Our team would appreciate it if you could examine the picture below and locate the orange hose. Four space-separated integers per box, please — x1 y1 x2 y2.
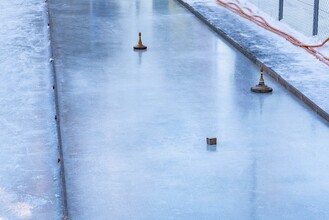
215 0 329 66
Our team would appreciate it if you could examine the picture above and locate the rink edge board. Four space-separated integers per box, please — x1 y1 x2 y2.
46 1 69 219
176 0 329 123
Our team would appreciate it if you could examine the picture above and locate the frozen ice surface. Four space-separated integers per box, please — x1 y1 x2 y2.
0 0 61 219
181 0 329 119
49 0 329 219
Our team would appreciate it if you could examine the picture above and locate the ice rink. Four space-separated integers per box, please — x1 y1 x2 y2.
46 0 329 219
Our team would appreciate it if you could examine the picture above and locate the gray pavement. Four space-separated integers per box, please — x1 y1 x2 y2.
48 0 329 219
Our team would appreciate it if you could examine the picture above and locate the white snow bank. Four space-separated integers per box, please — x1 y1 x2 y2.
0 0 61 219
186 0 329 58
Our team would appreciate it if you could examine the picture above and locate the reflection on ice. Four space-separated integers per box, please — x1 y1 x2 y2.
134 49 147 65
49 0 329 219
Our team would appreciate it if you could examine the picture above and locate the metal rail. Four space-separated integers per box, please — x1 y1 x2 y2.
45 1 69 219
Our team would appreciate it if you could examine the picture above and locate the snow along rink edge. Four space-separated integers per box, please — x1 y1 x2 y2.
176 0 329 123
0 0 64 219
